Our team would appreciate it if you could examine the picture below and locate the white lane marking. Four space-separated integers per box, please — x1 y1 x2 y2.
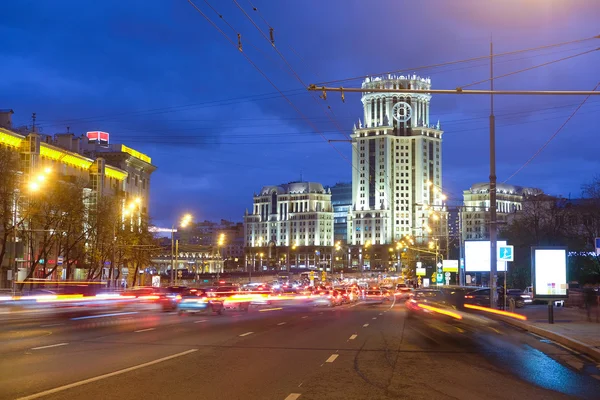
239 331 254 337
277 322 287 326
71 311 138 321
298 382 303 387
15 349 198 400
325 354 339 363
40 323 64 328
363 323 369 327
134 328 155 333
349 334 358 340
194 320 208 324
372 317 377 320
31 343 68 350
285 394 301 400
301 316 308 319
379 313 383 315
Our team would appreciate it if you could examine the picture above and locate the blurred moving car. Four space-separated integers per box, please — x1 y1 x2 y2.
405 288 499 331
154 286 193 311
312 290 342 307
177 289 224 315
364 289 385 304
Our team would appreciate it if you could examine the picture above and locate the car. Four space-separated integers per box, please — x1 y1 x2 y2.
176 289 224 316
364 289 385 304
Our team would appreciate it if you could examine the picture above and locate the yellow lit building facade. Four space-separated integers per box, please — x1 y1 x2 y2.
0 110 156 287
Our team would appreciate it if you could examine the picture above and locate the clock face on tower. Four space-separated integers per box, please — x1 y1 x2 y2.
392 101 412 123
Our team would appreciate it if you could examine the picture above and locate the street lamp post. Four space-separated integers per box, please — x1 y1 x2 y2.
11 168 53 295
171 213 192 285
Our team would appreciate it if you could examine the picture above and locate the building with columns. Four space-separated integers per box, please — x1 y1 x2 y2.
461 183 543 241
243 181 334 270
347 75 446 248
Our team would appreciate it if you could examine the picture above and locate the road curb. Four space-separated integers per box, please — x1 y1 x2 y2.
497 316 600 362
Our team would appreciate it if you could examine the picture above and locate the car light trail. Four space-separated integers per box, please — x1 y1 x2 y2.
464 304 527 320
417 303 463 320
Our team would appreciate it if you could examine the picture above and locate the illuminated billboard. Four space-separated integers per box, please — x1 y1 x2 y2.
87 131 109 143
531 247 568 299
464 240 507 272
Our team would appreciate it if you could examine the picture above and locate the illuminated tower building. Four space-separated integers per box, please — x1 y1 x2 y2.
347 75 446 247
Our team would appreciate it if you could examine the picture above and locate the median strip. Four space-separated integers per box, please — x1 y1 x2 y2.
31 343 68 351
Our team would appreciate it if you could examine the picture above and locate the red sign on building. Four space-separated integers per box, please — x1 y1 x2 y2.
86 131 110 143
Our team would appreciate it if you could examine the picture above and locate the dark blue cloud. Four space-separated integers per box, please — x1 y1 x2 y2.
2 0 598 227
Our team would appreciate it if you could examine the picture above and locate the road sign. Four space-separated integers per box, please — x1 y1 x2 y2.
57 256 63 266
596 238 600 255
416 267 426 276
498 245 514 261
436 273 443 284
445 272 451 277
177 270 182 278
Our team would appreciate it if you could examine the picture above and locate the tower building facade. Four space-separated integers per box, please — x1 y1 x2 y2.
347 75 446 246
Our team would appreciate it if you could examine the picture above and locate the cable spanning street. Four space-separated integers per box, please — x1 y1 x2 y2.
2 300 599 400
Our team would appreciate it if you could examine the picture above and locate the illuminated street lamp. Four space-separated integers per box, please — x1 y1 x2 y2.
172 213 193 285
12 167 53 294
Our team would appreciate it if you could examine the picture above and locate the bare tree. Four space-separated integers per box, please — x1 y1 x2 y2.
18 179 89 289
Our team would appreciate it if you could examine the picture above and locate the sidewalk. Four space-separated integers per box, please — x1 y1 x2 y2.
499 304 600 361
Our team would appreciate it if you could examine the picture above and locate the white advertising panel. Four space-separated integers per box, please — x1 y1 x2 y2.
464 240 507 272
532 248 568 299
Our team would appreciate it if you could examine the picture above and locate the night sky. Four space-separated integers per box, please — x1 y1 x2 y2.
2 0 599 228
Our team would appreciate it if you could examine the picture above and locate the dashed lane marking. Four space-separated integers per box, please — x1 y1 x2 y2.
325 354 339 363
285 394 301 400
277 322 286 326
193 320 208 323
301 316 308 319
239 331 254 337
349 334 358 340
31 343 68 350
363 324 369 327
134 328 155 333
372 317 377 320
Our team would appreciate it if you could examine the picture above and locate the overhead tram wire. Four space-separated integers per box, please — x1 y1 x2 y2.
34 42 594 130
186 0 350 162
460 47 599 89
232 0 351 140
35 89 307 128
314 35 599 86
503 81 600 183
236 1 456 211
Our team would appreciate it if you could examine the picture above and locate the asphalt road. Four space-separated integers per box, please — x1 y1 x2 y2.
1 300 599 400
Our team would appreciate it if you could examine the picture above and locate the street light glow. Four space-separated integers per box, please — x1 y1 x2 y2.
28 181 40 191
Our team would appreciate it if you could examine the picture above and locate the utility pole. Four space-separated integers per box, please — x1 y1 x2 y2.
489 39 498 309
